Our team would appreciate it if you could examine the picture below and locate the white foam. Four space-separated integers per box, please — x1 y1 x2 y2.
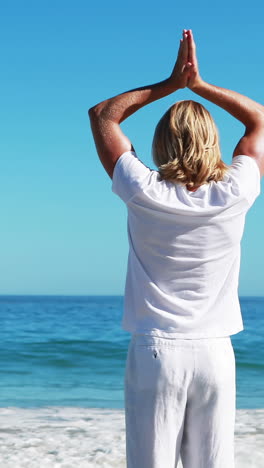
0 407 263 467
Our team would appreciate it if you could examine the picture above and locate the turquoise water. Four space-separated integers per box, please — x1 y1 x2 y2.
0 295 263 409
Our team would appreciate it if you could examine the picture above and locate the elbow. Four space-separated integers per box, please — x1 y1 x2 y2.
88 106 94 116
88 105 99 120
255 108 264 126
88 102 107 120
246 110 264 132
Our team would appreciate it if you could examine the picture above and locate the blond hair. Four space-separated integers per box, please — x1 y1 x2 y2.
152 100 228 189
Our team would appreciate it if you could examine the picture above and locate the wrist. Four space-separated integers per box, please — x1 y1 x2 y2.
188 77 205 93
166 76 181 92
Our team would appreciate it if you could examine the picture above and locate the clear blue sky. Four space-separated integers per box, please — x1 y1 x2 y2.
0 0 263 295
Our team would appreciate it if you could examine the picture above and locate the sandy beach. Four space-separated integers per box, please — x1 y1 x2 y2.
0 407 263 467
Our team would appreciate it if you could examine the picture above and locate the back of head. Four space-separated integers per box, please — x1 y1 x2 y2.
152 100 228 189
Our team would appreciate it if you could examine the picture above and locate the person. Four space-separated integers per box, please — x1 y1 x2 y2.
89 30 263 468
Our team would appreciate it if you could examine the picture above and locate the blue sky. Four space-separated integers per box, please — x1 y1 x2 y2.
0 0 263 295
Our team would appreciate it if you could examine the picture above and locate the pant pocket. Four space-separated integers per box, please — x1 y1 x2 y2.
125 343 164 392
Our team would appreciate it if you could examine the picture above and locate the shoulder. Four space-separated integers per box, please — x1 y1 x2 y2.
226 155 261 205
230 154 261 171
112 151 158 203
228 154 261 182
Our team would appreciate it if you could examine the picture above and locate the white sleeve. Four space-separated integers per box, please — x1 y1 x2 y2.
112 150 152 203
228 155 261 207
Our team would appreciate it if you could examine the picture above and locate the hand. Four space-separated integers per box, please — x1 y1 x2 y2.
186 30 202 90
169 30 193 89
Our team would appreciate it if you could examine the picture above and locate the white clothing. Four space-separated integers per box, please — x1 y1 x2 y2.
112 151 261 338
125 334 236 468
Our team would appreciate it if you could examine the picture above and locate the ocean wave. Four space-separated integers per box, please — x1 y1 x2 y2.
0 407 263 468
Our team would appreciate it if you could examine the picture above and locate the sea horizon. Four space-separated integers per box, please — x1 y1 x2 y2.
0 294 263 298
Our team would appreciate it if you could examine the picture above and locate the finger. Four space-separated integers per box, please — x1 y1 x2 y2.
188 30 197 64
177 38 184 59
188 30 196 53
182 29 188 40
182 62 193 74
180 30 189 61
177 35 186 60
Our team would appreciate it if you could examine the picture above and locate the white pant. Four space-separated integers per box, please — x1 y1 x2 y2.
124 334 236 468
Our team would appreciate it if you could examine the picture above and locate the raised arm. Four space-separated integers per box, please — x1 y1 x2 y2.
187 30 264 175
89 31 192 178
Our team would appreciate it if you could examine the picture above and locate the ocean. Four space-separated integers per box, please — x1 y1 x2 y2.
0 295 263 467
